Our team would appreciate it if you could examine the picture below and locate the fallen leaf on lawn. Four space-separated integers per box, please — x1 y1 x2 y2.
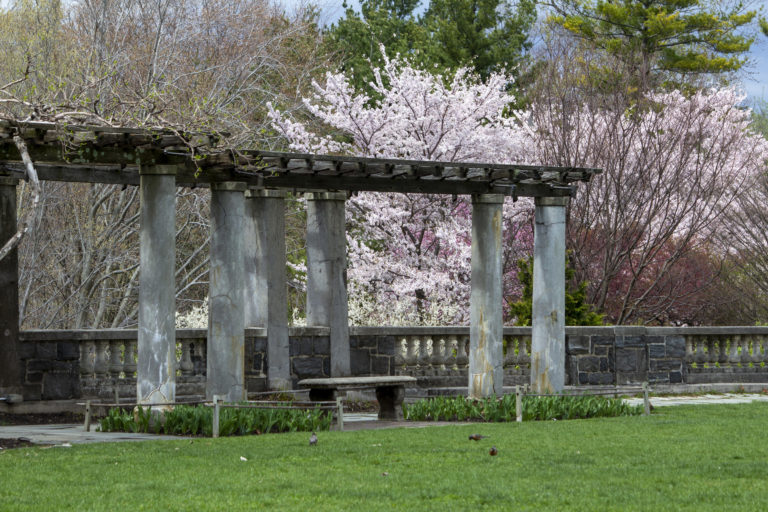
382 472 389 477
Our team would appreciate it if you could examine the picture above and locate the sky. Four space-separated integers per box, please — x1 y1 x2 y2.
305 0 768 104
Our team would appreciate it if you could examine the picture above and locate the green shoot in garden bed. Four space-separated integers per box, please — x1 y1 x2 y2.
404 393 641 421
98 404 332 436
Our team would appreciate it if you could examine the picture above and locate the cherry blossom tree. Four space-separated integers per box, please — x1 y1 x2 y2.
272 45 768 326
531 84 768 324
270 50 534 325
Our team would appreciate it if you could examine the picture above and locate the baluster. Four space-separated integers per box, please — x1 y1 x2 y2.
519 336 532 368
694 336 707 365
79 341 95 377
124 341 137 378
418 336 432 375
435 336 447 373
108 340 123 378
716 336 728 365
447 335 459 371
456 335 469 372
751 335 763 365
740 335 752 366
757 336 768 366
706 336 717 367
179 339 194 377
503 336 516 369
728 335 741 367
405 336 419 374
94 340 109 378
197 338 208 376
685 336 695 366
394 336 406 372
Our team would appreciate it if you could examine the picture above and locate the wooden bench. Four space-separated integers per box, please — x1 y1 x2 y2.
298 376 417 421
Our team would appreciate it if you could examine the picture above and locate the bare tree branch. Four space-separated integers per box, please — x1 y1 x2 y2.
0 135 41 261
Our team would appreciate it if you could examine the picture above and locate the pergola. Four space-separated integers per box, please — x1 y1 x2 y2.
0 121 600 403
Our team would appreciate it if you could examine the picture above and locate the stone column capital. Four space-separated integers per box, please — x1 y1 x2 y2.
534 197 569 207
305 191 347 202
245 188 287 199
471 194 505 205
139 164 178 176
211 181 247 192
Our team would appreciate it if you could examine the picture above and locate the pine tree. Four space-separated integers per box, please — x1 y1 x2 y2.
509 253 604 326
325 0 536 93
546 0 758 92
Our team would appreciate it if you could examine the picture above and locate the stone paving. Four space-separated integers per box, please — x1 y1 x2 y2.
0 424 188 446
623 392 768 408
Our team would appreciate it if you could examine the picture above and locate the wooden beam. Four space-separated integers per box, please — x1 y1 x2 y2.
261 174 573 197
1 162 575 196
0 121 601 196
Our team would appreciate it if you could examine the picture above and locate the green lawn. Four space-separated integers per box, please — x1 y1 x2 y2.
1 403 767 511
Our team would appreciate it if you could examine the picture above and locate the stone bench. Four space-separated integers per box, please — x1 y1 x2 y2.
298 376 417 421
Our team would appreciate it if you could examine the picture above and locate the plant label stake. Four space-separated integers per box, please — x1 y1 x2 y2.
213 395 221 438
84 400 91 432
336 397 344 432
642 382 650 416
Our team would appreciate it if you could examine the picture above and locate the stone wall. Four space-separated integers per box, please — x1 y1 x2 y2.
18 336 80 400
15 326 768 402
245 328 397 392
566 327 686 386
565 326 768 386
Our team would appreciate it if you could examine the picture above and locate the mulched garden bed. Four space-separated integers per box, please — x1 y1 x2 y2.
0 412 84 450
0 412 83 426
0 437 35 450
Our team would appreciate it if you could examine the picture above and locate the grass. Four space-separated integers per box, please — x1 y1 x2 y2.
2 403 768 510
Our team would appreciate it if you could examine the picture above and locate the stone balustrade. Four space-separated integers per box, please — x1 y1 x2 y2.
20 329 215 400
679 329 768 383
379 327 532 387
16 326 768 402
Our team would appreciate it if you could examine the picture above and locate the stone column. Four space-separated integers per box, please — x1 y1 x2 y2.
137 165 177 406
0 177 22 398
468 194 504 398
207 182 246 401
531 196 568 393
306 192 349 377
244 189 290 390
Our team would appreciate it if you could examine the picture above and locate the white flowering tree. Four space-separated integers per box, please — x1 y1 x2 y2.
271 46 768 325
270 50 534 325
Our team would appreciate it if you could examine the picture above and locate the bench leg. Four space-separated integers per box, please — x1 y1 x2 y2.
309 388 336 402
376 385 405 421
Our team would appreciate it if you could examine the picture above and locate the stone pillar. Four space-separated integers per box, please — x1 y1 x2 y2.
468 194 504 398
244 189 290 390
137 165 177 406
531 196 568 393
207 182 246 401
0 177 22 398
306 192 349 377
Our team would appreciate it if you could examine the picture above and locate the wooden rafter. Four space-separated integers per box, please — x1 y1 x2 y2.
0 121 601 196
